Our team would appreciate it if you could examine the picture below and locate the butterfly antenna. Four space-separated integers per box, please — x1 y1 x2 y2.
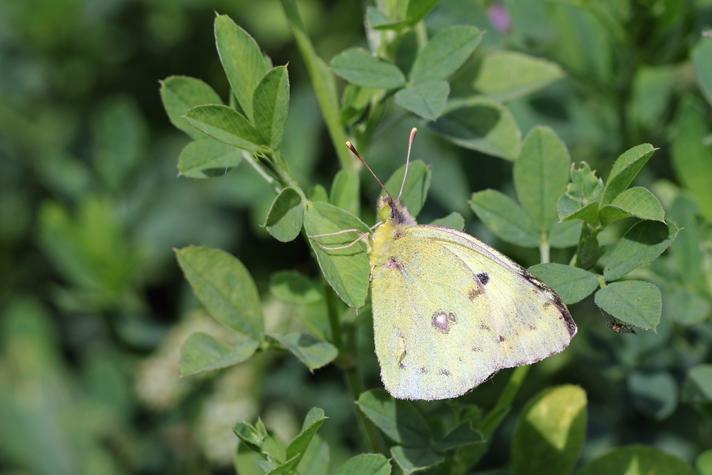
346 140 391 198
397 128 418 202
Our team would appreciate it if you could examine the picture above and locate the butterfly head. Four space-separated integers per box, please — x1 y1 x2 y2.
346 127 419 228
377 194 416 226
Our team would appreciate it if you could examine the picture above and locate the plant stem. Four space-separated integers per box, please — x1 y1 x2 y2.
324 286 343 349
240 151 281 192
279 0 355 171
323 287 383 454
481 366 530 435
539 235 550 264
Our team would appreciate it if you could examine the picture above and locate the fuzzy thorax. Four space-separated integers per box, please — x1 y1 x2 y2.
371 196 416 267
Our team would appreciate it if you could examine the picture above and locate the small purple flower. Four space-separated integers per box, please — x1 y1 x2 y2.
488 2 511 33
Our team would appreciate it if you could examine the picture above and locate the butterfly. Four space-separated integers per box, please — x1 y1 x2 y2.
316 129 576 400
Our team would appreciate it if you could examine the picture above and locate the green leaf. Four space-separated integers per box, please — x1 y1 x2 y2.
214 14 269 120
175 246 264 338
558 199 599 225
92 98 146 190
558 162 603 224
264 187 304 242
576 445 695 475
177 139 242 178
565 161 604 205
594 280 662 330
269 333 338 372
185 105 265 153
410 25 482 83
470 190 539 247
473 51 565 101
603 220 678 281
235 441 267 474
253 66 290 149
384 160 431 217
269 271 322 304
403 0 440 24
296 435 329 475
356 389 431 446
330 48 406 89
267 409 327 475
430 212 465 231
160 75 223 139
575 223 601 269
286 408 327 462
692 37 712 106
671 96 712 221
394 80 449 121
180 333 258 376
429 97 521 160
600 143 656 205
512 385 587 475
528 263 598 304
433 422 484 451
697 450 712 475
514 127 571 231
335 454 391 475
682 364 712 404
599 186 665 224
304 201 370 308
310 184 329 202
330 170 361 216
664 287 710 326
366 6 400 29
234 419 269 451
630 65 676 129
627 372 677 420
669 196 705 290
341 84 377 126
366 0 438 30
549 220 582 248
390 446 444 474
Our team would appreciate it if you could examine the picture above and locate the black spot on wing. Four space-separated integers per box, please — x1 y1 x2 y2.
476 272 489 285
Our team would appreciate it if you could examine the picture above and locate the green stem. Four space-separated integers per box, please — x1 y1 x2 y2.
240 151 281 192
280 0 355 171
323 287 383 454
539 235 550 264
481 366 530 435
324 287 343 349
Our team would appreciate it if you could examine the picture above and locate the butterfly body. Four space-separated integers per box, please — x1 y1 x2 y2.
369 196 576 400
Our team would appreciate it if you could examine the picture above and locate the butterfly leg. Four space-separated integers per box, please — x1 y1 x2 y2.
316 232 370 251
307 228 363 239
307 221 381 240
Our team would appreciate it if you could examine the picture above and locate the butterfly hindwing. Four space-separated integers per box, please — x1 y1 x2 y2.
370 224 576 400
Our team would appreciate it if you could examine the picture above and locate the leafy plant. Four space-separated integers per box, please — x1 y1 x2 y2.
153 2 712 473
3 1 712 474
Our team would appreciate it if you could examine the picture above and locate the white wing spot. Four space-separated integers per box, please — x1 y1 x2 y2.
432 311 457 334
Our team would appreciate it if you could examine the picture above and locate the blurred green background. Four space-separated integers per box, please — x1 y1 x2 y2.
1 0 712 474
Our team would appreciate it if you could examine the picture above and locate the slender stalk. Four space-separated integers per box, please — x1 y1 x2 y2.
280 0 355 171
481 366 530 435
240 151 281 192
539 234 550 264
324 287 383 454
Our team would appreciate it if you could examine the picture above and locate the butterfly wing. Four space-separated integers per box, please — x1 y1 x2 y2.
370 224 576 400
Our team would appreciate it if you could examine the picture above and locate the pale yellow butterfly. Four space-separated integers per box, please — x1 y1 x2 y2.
332 129 576 400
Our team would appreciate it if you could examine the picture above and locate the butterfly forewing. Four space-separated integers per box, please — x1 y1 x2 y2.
370 224 576 401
